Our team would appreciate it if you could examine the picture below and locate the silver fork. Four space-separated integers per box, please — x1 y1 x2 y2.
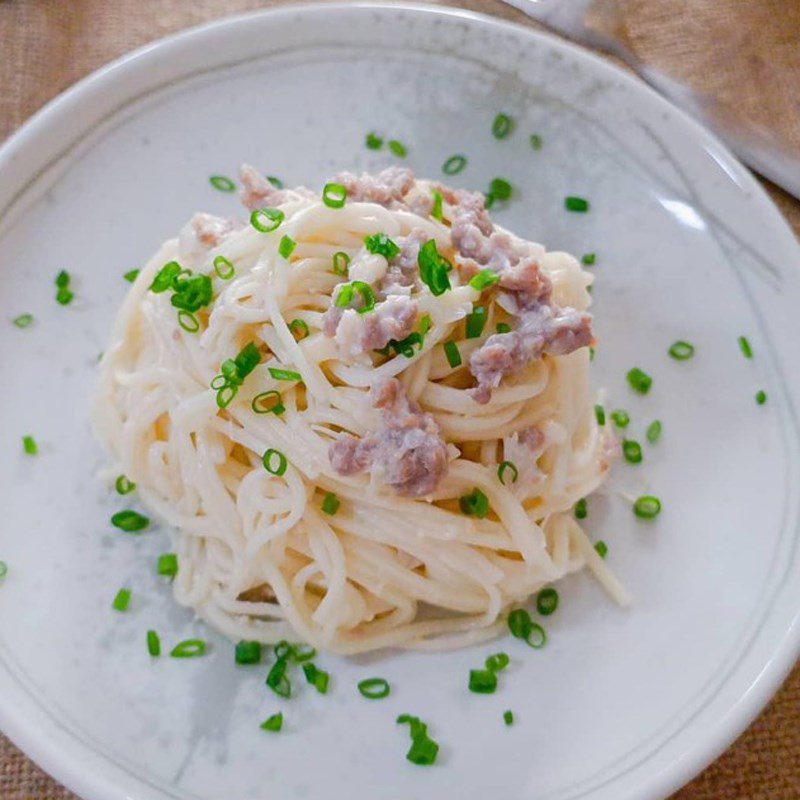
504 0 800 200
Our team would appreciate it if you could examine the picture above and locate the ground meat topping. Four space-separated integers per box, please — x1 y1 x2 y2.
328 378 448 496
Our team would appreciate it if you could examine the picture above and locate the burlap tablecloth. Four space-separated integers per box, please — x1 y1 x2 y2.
0 1 797 798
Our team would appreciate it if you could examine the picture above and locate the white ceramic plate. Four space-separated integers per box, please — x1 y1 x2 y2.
1 4 799 800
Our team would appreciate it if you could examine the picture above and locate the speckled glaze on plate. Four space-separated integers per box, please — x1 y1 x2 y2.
0 4 798 800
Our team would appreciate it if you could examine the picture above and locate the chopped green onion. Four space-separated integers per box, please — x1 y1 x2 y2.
565 196 590 212
574 498 587 519
321 491 340 516
111 510 149 533
622 439 643 464
756 389 767 405
322 182 347 209
147 630 161 657
581 253 596 265
123 269 140 283
170 639 207 658
12 313 34 328
418 239 452 297
492 113 513 139
431 189 444 221
594 404 606 425
56 287 73 305
646 420 662 443
252 390 285 415
627 367 652 394
267 175 283 189
288 318 309 340
291 643 317 663
171 273 213 312
419 314 432 335
443 341 462 369
263 448 288 476
497 460 518 486
358 677 391 699
0 561 6 582
489 177 512 201
364 232 400 259
465 306 487 339
150 261 181 293
260 712 283 732
496 322 511 334
594 540 608 559
215 383 237 409
213 255 235 280
668 340 695 360
278 235 297 259
738 335 753 359
266 656 291 697
209 175 235 192
250 207 285 233
22 435 37 456
529 134 543 150
365 132 383 150
274 641 293 660
157 553 178 577
332 251 350 276
56 270 70 288
303 663 330 694
177 310 200 333
459 487 490 519
468 668 497 694
388 139 407 157
485 652 509 672
633 495 661 519
610 409 630 428
396 716 439 766
267 367 301 383
536 588 559 616
503 710 514 725
442 154 467 175
114 475 135 495
589 346 595 361
334 281 376 314
112 588 131 612
469 269 500 291
235 640 262 665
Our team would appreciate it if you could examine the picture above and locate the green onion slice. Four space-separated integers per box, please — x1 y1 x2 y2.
12 313 33 328
492 113 513 139
581 253 596 265
503 709 514 725
115 475 136 495
321 491 340 516
594 404 605 425
610 409 630 428
442 154 467 175
443 341 461 369
263 448 288 476
536 588 559 616
485 652 509 672
465 306 487 339
235 640 262 665
738 335 753 359
332 251 350 276
268 367 302 382
266 656 291 697
334 281 376 314
622 439 643 464
418 239 452 297
303 663 330 694
646 420 662 444
322 182 347 209
459 487 490 519
150 261 181 293
497 460 518 486
209 175 235 192
633 495 661 519
213 255 235 280
358 677 391 699
496 322 511 334
147 630 161 657
489 177 512 201
756 389 767 405
431 189 444 221
469 269 500 291
594 540 608 559
250 207 285 233
565 196 590 212
112 588 131 612
365 132 383 150
468 668 497 694
288 318 309 340
260 712 283 732
388 139 407 157
22 435 37 456
529 134 543 150
111 510 149 532
364 232 400 259
157 553 178 577
123 269 140 283
668 340 695 360
279 235 297 259
251 390 285 415
627 367 652 394
170 639 207 658
574 498 588 519
177 310 200 333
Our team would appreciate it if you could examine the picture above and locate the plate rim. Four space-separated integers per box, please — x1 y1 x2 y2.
0 4 798 800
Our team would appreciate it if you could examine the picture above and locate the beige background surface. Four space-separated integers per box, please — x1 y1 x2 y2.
0 1 798 798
